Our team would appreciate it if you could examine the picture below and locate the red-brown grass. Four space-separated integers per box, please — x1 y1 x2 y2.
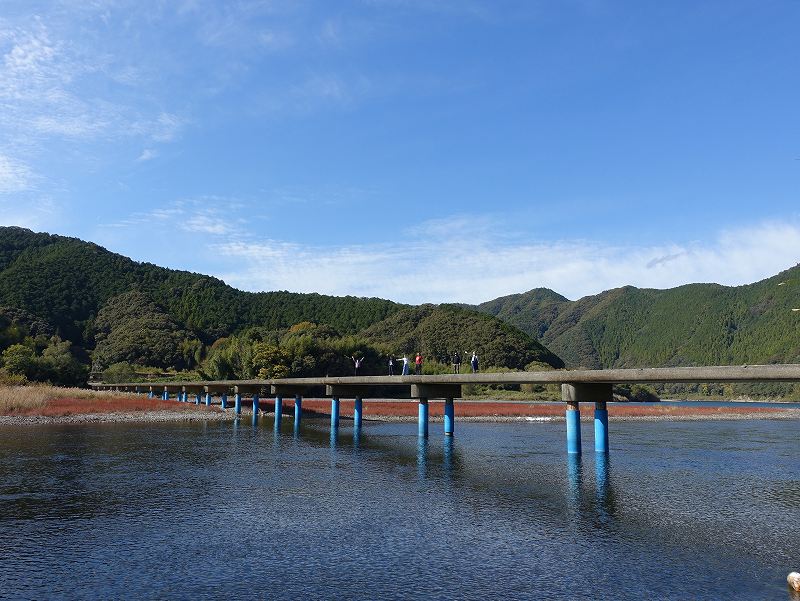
293 399 792 419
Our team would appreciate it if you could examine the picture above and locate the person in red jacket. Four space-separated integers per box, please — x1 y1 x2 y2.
415 353 423 375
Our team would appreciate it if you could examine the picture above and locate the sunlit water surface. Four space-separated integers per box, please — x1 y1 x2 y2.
0 417 798 600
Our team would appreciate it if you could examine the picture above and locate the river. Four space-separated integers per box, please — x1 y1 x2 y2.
0 416 798 600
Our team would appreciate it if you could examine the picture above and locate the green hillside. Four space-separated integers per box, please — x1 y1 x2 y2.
477 267 800 369
0 227 401 344
361 304 564 370
0 227 561 383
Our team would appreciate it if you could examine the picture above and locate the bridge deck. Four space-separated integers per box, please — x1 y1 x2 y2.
92 363 800 390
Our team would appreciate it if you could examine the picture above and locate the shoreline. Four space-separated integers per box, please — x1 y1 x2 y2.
1 407 799 426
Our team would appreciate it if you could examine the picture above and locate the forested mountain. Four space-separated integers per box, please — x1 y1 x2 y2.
0 227 561 383
0 227 400 345
476 266 800 369
361 304 563 370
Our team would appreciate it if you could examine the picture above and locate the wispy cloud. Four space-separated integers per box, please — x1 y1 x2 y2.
0 153 34 193
209 218 800 303
104 197 245 236
0 17 185 152
136 148 158 162
0 197 59 229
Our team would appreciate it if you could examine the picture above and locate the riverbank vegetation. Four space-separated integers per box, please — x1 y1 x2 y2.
0 385 220 417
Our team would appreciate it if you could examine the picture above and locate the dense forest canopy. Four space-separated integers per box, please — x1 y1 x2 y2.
0 227 562 385
475 267 800 369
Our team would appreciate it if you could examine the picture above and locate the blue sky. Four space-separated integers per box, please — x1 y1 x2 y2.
1 0 798 303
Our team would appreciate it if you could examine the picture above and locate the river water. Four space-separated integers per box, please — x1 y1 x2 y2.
0 416 798 600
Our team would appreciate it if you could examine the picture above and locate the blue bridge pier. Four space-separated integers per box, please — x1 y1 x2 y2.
274 395 283 431
95 363 800 455
418 398 429 437
562 383 613 455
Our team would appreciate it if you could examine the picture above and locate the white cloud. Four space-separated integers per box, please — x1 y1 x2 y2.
0 19 185 150
0 198 59 229
0 154 34 193
103 197 242 235
210 218 800 304
137 148 158 162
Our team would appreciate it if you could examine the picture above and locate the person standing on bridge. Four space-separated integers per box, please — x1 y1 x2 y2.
351 355 364 376
415 353 423 375
452 351 461 374
388 356 395 375
470 351 479 373
399 355 410 375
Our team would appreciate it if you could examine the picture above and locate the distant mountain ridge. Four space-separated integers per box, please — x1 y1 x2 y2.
474 267 800 368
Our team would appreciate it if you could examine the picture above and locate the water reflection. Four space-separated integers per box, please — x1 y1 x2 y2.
353 428 361 449
594 453 615 525
443 436 455 473
566 454 582 513
416 437 428 481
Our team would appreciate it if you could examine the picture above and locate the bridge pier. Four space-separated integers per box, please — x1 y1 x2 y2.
195 393 201 405
354 397 363 432
594 401 609 454
274 396 283 431
234 392 242 415
220 393 228 409
565 401 581 455
444 398 454 436
162 387 168 401
205 392 211 407
411 385 460 437
562 383 613 455
294 394 302 425
418 398 429 437
331 397 340 431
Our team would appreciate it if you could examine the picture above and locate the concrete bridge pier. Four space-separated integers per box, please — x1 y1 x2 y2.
412 384 460 437
162 387 169 401
562 383 613 455
205 392 212 407
418 398 429 437
234 387 242 415
274 396 283 431
444 398 455 436
331 397 340 432
594 401 609 454
565 401 581 455
195 392 201 405
294 395 302 432
220 393 228 409
148 386 154 399
354 396 363 432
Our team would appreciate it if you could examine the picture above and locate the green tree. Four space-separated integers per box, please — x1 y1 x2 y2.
2 344 35 377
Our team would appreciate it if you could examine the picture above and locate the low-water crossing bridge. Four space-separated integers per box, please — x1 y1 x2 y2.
91 364 800 455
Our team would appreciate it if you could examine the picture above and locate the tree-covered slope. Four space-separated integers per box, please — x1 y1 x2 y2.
0 227 401 344
477 266 800 368
361 304 564 369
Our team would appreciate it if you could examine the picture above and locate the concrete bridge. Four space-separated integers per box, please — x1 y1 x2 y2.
91 363 800 455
